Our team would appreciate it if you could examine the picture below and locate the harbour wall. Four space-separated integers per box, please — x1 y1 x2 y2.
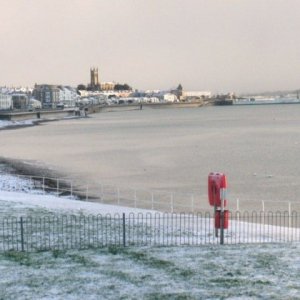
0 109 77 121
0 101 210 121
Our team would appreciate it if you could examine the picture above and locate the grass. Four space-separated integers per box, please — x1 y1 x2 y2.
3 250 32 266
0 245 300 299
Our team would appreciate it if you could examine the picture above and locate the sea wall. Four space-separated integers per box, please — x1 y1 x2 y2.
0 101 210 121
0 109 76 121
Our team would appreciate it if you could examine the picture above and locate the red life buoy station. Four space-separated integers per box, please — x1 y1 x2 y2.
208 172 229 244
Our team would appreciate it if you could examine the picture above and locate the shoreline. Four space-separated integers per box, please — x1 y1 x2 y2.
0 101 207 123
0 157 85 198
0 115 86 131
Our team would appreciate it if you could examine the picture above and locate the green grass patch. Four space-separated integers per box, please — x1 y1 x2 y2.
68 253 99 267
3 250 32 266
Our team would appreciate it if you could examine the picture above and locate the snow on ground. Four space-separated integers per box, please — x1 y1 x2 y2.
1 244 300 299
0 190 156 217
1 170 300 298
0 171 299 245
0 168 155 217
0 119 36 129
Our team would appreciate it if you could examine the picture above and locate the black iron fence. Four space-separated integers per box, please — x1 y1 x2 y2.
1 211 300 252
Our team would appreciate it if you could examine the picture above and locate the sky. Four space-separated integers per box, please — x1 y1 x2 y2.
1 0 300 94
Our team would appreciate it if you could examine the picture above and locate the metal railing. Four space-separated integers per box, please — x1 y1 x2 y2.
1 211 300 252
2 173 300 213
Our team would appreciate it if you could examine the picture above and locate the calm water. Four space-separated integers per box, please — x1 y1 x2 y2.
1 104 300 210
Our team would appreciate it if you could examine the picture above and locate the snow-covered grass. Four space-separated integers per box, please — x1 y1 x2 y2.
1 170 300 298
1 244 300 299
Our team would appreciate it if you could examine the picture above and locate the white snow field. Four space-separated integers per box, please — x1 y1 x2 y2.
0 173 300 299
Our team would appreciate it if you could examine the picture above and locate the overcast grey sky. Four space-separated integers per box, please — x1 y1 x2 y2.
1 0 300 93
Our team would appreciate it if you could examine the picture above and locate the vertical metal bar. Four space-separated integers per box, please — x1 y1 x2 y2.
151 192 154 210
57 179 59 196
134 189 137 208
42 177 45 193
100 183 104 203
117 187 120 205
236 198 240 226
220 188 225 245
86 185 89 201
262 201 265 226
288 202 291 231
214 204 218 238
29 176 32 191
20 217 25 252
170 193 174 213
191 194 195 213
122 213 126 247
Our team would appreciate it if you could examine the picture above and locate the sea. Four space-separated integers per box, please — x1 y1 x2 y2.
0 103 300 211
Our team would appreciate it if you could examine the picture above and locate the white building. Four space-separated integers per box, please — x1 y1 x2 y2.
182 91 212 99
163 93 178 102
58 86 78 107
0 94 13 110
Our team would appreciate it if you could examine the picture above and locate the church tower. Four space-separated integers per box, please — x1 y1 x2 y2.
90 67 100 89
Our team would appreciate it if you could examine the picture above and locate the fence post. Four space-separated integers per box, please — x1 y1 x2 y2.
220 188 225 245
117 187 120 205
70 181 73 198
236 198 239 212
151 192 154 210
134 189 137 208
236 198 240 223
191 194 194 213
122 213 126 247
288 202 291 231
262 200 265 226
57 179 59 196
20 217 25 252
170 193 174 213
42 177 45 193
100 183 104 203
86 185 89 201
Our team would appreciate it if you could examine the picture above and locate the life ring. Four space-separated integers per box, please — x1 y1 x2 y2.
208 172 227 207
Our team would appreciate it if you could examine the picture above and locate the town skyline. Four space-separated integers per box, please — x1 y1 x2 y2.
1 0 300 93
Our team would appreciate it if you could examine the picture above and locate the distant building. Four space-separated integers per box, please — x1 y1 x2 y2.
86 67 132 92
163 93 178 102
33 84 60 108
0 94 13 110
100 82 115 91
181 91 211 101
11 94 29 110
58 86 78 107
89 67 100 90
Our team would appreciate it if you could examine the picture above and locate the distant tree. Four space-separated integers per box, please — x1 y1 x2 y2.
123 83 132 90
177 84 183 91
77 84 86 91
114 83 132 91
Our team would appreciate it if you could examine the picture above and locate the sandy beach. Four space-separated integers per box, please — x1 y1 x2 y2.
1 104 300 211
